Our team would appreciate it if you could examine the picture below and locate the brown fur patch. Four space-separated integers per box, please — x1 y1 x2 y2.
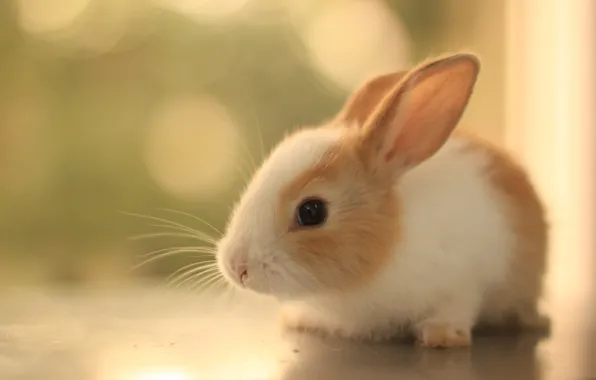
277 133 401 292
454 130 548 323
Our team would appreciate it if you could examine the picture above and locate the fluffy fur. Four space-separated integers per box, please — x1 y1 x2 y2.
216 53 548 348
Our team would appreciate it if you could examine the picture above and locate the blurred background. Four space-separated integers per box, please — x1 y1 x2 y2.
0 0 592 302
0 0 510 287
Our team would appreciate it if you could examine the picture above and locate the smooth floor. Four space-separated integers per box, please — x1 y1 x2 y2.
0 284 594 380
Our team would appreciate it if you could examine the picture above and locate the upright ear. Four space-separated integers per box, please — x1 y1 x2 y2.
357 53 480 178
334 71 408 126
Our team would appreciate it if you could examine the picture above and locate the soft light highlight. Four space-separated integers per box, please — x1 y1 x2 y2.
299 0 410 91
144 95 239 201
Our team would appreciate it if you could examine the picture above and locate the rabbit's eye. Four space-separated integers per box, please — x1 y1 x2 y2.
296 198 328 227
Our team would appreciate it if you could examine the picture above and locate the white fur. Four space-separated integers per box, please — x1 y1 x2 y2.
219 127 516 339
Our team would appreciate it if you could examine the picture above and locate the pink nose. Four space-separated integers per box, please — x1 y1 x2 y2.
231 249 249 285
236 261 248 285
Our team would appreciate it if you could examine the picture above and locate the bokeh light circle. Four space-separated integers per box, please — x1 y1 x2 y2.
299 0 411 91
17 0 92 34
145 95 240 201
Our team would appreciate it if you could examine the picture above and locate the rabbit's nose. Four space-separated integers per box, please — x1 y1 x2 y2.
236 261 248 285
232 253 249 286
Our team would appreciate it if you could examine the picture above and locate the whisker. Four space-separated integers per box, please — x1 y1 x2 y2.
165 261 216 284
178 273 216 292
149 224 217 245
139 246 216 258
128 232 212 242
175 266 221 289
192 271 227 293
150 223 217 245
131 247 216 271
199 274 226 289
167 262 219 287
190 269 225 290
159 208 223 237
121 212 214 242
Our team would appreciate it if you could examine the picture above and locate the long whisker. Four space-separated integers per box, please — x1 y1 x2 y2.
128 232 212 242
121 212 215 242
159 208 223 237
174 265 220 289
177 273 217 293
192 270 226 292
157 267 218 294
131 247 216 271
148 224 217 245
165 261 216 284
168 262 219 288
151 262 216 294
189 268 223 288
139 246 216 258
150 224 216 245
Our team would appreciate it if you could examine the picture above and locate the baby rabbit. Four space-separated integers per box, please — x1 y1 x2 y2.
216 53 548 348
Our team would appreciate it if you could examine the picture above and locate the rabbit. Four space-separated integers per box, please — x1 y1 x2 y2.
215 52 549 348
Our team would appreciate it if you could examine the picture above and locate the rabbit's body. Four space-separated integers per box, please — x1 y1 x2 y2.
217 53 548 348
281 132 547 342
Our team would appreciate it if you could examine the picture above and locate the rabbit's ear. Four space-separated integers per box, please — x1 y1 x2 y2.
335 71 408 126
357 53 480 178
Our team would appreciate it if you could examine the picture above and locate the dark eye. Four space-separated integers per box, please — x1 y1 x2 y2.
296 198 328 227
